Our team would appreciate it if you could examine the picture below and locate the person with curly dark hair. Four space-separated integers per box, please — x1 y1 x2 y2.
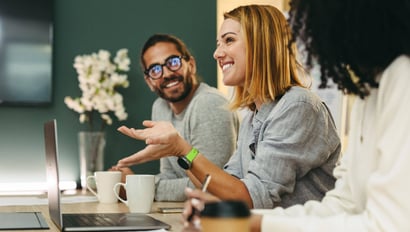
182 0 410 231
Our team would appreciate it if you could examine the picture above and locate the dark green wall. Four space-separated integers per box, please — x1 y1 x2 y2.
0 0 217 186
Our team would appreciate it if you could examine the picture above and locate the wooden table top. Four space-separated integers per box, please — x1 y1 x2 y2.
0 190 184 232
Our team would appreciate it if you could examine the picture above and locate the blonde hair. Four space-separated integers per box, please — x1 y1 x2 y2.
225 5 305 111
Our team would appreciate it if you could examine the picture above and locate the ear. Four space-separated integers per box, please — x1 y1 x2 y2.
144 76 156 91
187 56 197 74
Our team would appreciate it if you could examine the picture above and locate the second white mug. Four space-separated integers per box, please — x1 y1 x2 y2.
113 174 155 213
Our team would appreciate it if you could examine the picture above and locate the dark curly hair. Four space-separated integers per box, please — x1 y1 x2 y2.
288 0 410 98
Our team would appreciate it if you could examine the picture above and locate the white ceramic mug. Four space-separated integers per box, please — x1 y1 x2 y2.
113 174 155 213
86 171 121 203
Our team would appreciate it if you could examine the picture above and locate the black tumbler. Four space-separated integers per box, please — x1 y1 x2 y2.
200 200 250 232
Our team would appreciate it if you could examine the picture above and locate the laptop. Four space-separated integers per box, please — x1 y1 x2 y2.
44 119 171 231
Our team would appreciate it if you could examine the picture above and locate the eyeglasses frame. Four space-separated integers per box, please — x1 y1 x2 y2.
144 55 187 80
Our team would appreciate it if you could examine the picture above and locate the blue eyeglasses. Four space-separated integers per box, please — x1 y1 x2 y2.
144 55 186 80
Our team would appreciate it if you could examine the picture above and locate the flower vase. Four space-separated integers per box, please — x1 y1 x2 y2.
78 131 106 189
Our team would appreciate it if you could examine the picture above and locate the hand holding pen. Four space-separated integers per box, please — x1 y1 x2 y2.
187 174 212 222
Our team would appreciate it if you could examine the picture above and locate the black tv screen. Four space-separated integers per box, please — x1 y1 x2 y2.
0 0 53 106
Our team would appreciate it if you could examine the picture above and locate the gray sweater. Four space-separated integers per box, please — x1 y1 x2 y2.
152 83 239 201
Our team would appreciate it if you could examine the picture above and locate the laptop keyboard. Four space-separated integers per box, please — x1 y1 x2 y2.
64 214 116 226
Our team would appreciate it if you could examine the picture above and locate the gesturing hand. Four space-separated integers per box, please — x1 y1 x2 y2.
116 120 192 167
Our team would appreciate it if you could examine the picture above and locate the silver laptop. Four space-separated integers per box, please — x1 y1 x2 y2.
44 119 171 231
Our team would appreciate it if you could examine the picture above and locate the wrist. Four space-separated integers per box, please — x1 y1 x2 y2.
179 142 194 157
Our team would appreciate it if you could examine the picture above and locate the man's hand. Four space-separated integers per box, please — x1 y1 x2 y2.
109 166 134 183
116 120 192 167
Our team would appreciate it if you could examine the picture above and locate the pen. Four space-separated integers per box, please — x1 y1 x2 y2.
201 174 211 192
188 174 211 221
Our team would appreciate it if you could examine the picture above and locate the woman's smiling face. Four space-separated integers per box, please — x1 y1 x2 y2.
214 18 246 87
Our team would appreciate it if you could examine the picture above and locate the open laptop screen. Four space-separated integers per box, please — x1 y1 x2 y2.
44 119 63 230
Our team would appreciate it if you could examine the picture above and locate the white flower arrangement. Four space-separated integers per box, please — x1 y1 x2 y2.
64 48 130 131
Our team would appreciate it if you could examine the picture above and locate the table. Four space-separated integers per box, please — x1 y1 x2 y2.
0 191 184 232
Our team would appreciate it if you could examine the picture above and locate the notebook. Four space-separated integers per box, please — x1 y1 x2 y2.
44 119 171 231
0 212 49 230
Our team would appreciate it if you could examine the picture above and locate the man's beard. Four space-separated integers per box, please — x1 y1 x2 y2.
154 74 193 103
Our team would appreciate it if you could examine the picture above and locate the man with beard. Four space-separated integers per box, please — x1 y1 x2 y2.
113 34 239 201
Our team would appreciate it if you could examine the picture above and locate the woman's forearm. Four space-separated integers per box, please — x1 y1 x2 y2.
189 154 254 208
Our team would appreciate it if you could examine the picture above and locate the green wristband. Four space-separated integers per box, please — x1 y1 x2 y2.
185 147 199 162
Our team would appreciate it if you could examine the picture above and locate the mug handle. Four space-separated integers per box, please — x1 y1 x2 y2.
86 176 98 197
113 183 128 205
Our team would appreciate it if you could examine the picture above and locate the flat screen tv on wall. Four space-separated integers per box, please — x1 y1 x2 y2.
0 0 53 106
